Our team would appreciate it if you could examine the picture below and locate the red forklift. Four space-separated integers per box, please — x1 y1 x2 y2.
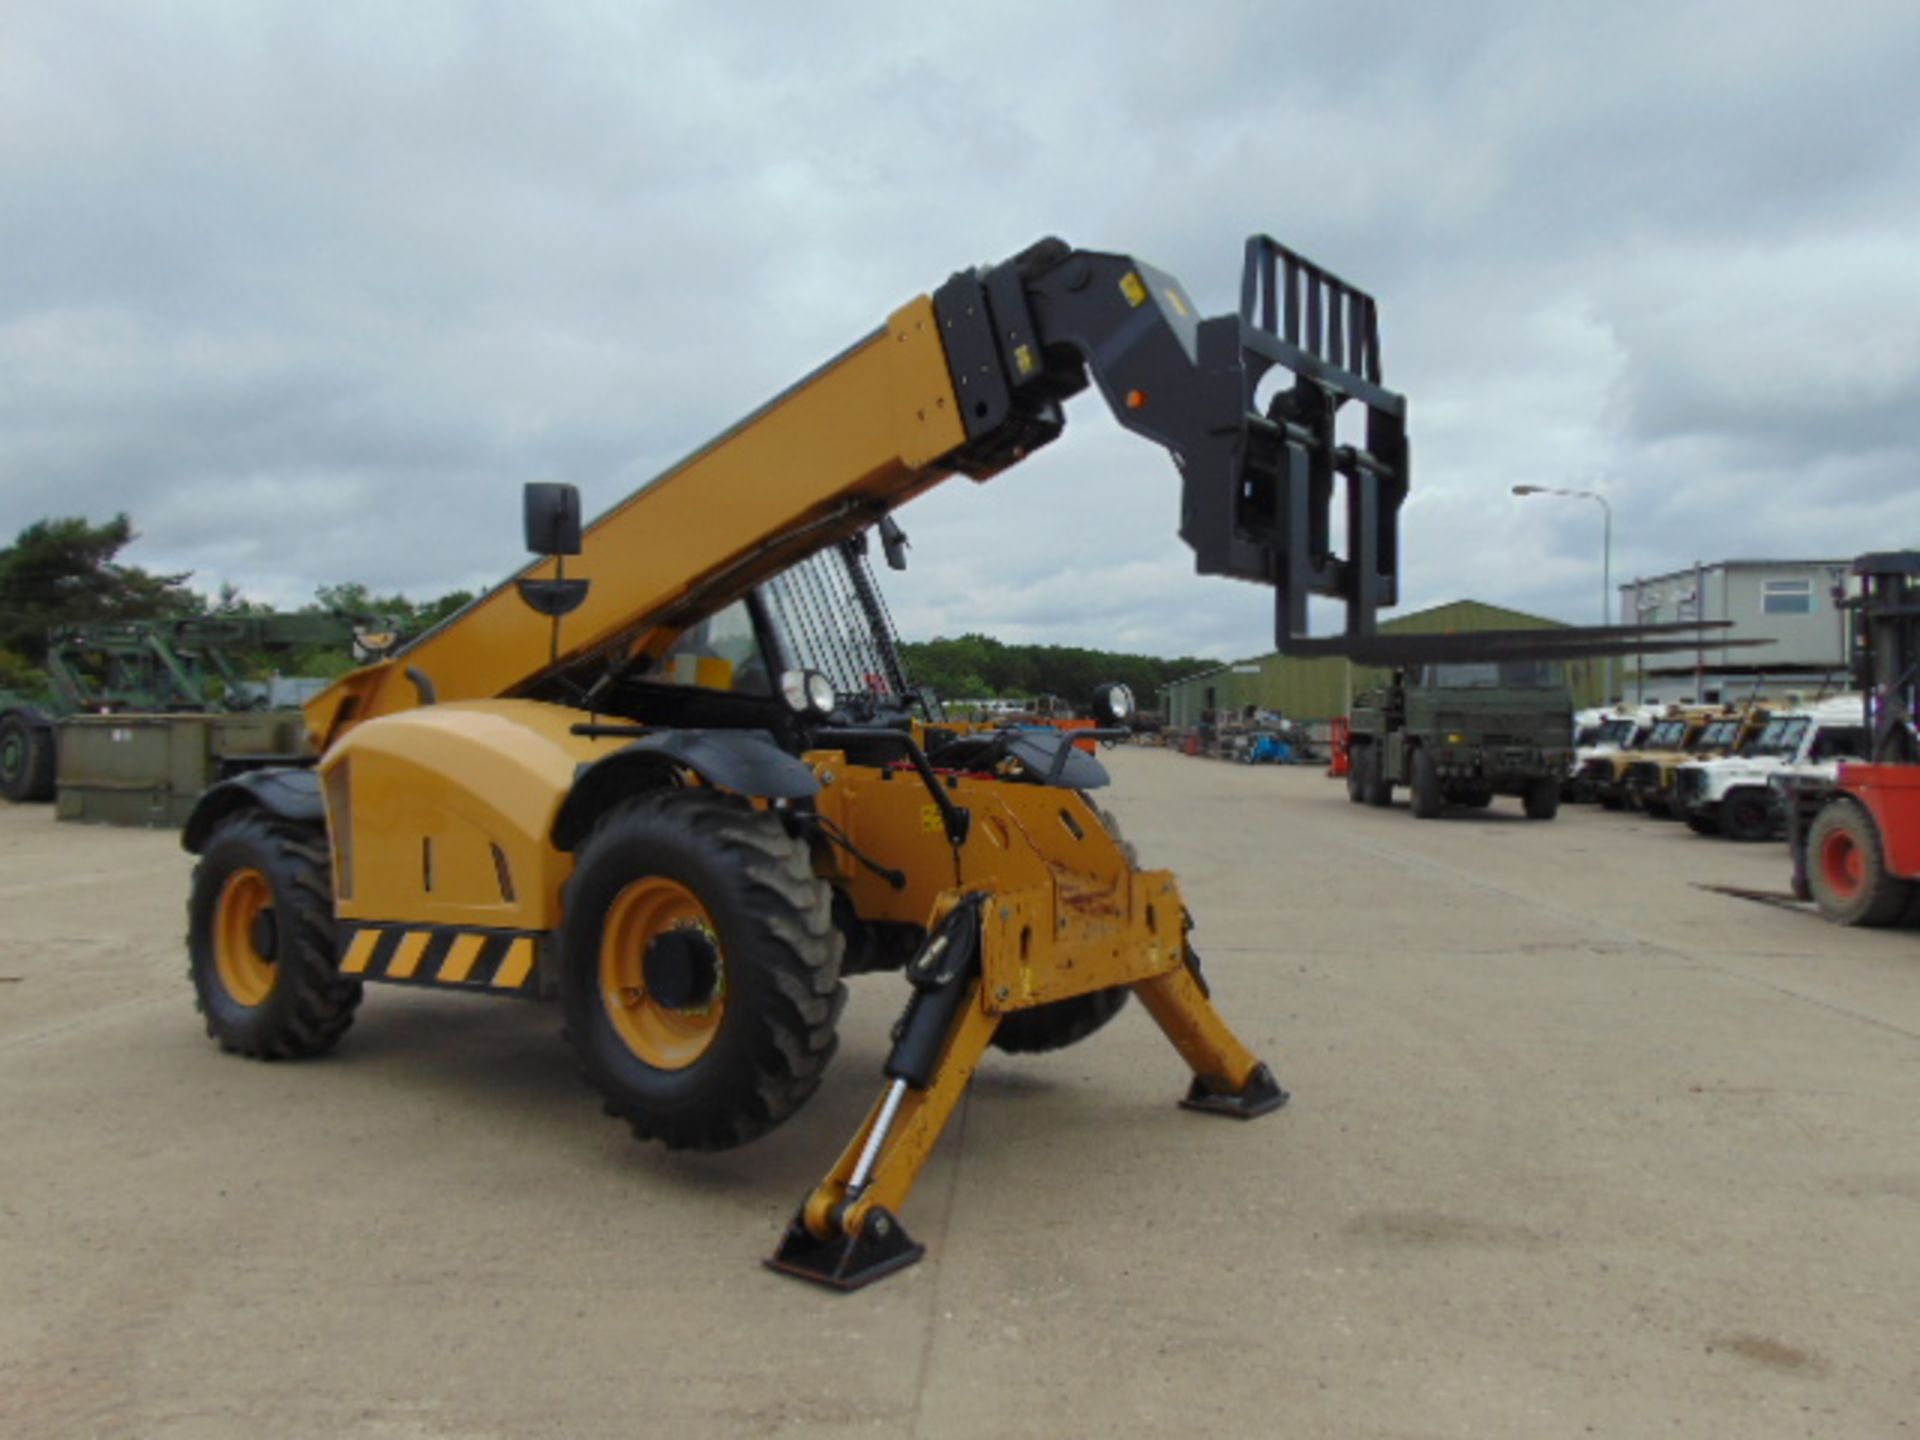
1786 553 1920 925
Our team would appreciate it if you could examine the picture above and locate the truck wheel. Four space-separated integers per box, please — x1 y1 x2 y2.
561 790 845 1152
1523 778 1560 820
996 804 1134 1054
1363 746 1393 807
1409 748 1442 819
187 811 362 1058
1684 813 1717 836
1807 801 1912 926
1345 744 1367 804
1719 788 1775 843
0 712 56 803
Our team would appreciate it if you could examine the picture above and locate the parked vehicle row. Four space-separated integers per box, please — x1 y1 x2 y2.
1564 695 1870 843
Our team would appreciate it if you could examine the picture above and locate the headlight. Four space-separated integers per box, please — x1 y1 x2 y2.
1091 682 1134 726
780 669 835 716
805 671 836 715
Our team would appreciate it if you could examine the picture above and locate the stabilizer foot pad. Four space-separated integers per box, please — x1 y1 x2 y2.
764 1205 925 1292
1180 1062 1289 1119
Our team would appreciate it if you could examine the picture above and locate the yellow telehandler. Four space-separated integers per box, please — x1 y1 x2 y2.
180 234 1409 1287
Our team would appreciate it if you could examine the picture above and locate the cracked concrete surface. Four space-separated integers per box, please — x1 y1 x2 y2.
1 749 1915 1438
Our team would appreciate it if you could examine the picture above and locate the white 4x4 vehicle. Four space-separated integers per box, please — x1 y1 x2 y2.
1568 706 1660 801
1673 697 1867 841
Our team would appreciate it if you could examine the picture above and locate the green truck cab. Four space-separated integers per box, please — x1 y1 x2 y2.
1347 660 1573 820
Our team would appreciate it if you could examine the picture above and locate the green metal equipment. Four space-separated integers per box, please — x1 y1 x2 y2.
0 613 389 816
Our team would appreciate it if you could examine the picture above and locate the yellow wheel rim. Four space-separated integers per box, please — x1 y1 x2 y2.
598 877 727 1070
214 867 279 1007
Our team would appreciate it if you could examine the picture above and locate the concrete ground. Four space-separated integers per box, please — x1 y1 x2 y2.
1 749 1916 1439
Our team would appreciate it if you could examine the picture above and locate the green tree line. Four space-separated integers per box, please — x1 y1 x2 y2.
0 515 474 693
1 514 1204 707
898 634 1206 711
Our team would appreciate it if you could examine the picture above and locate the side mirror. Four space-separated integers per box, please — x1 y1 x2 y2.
879 515 910 572
524 482 582 557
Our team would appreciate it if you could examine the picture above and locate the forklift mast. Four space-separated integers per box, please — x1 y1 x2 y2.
1845 552 1920 762
304 235 1410 749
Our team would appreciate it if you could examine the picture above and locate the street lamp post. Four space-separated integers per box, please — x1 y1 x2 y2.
1513 484 1614 701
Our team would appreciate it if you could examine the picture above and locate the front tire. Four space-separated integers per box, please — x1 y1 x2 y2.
187 811 361 1058
1719 788 1775 843
1363 746 1393 807
1524 778 1560 821
0 713 56 803
1807 801 1911 926
561 791 844 1152
1410 747 1442 819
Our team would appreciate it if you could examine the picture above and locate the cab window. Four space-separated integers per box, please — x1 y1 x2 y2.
1809 725 1865 762
655 601 772 696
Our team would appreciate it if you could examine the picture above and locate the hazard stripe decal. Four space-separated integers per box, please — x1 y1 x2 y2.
341 929 380 975
336 923 548 995
495 937 537 990
388 930 431 979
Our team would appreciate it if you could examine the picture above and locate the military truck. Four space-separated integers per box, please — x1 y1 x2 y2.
1347 659 1573 819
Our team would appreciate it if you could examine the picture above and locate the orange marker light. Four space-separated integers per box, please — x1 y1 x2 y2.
1125 389 1148 410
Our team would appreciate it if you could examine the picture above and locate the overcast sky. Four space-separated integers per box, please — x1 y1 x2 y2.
4 2 1918 662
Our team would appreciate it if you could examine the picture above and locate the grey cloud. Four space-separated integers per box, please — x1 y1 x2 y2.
3 1 1919 660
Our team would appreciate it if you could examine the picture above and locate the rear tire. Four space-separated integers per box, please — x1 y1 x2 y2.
0 712 56 803
1685 813 1718 836
1719 788 1776 843
1345 745 1366 804
187 811 361 1058
993 988 1131 1054
1524 778 1560 821
1410 748 1442 819
561 790 844 1152
1806 801 1911 926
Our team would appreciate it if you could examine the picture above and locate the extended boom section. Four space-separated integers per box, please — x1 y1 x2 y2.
306 234 1408 749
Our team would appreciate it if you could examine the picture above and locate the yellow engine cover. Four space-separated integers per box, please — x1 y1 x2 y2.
321 700 630 930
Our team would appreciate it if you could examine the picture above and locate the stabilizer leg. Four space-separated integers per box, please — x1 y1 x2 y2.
768 901 999 1291
1133 956 1289 1118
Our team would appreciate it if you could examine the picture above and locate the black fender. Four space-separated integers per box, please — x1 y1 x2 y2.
551 729 819 851
1000 730 1110 790
182 767 326 854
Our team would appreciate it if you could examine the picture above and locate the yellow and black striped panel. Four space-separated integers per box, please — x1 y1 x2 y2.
338 924 546 997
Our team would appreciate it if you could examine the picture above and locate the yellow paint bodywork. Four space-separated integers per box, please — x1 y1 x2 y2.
321 699 633 928
804 751 1185 1013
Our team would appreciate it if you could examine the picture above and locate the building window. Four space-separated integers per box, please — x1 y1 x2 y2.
1762 579 1814 614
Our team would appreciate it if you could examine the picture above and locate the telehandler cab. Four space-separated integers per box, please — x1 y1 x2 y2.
181 233 1411 1288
